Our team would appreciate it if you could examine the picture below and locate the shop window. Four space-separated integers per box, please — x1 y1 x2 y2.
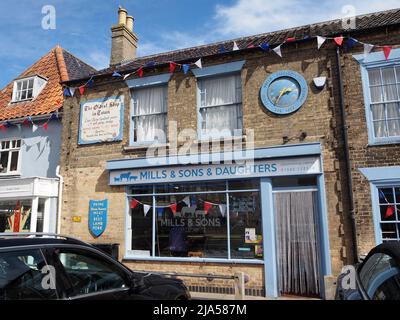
0 139 21 175
131 85 167 144
0 200 31 233
36 199 46 233
127 180 263 261
11 76 47 103
377 187 400 241
198 74 243 139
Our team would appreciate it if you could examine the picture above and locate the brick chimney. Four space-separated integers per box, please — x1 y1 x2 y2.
110 6 138 66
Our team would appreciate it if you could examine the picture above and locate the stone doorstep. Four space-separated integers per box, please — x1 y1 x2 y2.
190 292 321 300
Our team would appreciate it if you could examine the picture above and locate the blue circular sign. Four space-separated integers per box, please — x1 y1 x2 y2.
260 70 308 115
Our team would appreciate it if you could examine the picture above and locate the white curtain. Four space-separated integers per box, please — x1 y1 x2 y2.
200 75 242 136
274 191 321 297
369 67 400 138
133 86 167 142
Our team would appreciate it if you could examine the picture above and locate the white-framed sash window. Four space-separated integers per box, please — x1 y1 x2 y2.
0 139 21 175
12 76 47 103
131 85 167 144
198 74 243 139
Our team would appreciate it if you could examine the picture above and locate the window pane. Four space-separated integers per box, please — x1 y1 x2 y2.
229 179 260 190
133 86 167 115
387 120 400 137
136 114 166 142
371 104 385 121
28 79 34 89
201 104 242 136
16 140 21 148
22 80 28 90
381 223 398 240
373 121 386 138
16 81 22 90
156 181 226 194
370 86 383 103
381 67 396 85
368 69 382 86
387 103 400 119
395 188 400 203
379 188 394 203
272 176 317 187
380 205 396 221
396 67 400 82
0 249 57 300
26 89 33 99
20 91 27 100
130 196 153 256
230 191 263 260
36 199 45 233
382 85 398 101
201 75 240 107
0 200 32 232
0 152 8 173
10 151 18 172
57 249 128 297
155 193 228 258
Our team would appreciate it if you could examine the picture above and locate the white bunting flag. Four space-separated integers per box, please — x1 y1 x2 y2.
194 58 202 69
219 204 227 217
69 87 76 97
232 41 239 51
123 73 132 80
32 124 38 133
143 204 152 217
182 196 191 207
317 36 326 50
16 124 22 132
272 45 282 57
364 43 374 57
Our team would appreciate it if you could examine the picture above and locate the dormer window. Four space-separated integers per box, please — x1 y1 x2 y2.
11 76 47 103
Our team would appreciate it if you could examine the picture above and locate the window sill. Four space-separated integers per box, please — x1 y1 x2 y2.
367 139 400 147
193 135 247 144
124 143 170 152
0 173 21 178
122 255 264 265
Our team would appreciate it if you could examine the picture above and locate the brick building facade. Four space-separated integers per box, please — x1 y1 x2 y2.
59 8 400 298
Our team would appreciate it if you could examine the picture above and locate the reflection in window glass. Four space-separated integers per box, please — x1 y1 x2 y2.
130 196 153 257
0 200 31 233
377 187 400 241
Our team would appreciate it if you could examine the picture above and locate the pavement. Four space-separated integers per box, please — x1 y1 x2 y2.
190 292 321 300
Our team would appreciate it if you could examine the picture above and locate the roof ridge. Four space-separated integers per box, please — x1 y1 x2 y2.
54 46 69 82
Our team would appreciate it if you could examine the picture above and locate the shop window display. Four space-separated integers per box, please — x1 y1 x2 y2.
0 200 32 233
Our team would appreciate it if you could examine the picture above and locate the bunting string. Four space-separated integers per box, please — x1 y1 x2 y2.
0 111 60 134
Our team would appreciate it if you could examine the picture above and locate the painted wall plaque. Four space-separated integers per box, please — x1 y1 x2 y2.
79 96 124 145
89 199 108 237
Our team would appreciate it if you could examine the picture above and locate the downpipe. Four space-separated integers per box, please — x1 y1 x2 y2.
55 165 64 234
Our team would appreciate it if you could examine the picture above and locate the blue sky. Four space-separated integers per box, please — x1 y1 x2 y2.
0 0 399 88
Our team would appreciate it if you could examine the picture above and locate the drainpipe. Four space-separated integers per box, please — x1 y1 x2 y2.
335 46 359 263
55 165 64 234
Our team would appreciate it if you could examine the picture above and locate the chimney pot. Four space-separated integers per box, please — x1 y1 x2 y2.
126 16 134 33
118 7 127 25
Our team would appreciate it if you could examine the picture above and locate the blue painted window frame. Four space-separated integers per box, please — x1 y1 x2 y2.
353 48 400 145
127 74 171 147
193 61 245 140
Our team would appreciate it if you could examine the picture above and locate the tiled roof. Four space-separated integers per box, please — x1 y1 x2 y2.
89 8 400 79
0 46 96 121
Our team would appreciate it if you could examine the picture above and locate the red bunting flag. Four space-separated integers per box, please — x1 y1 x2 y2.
383 46 392 60
79 86 85 95
23 118 31 126
385 206 395 218
286 37 296 42
0 124 6 132
247 44 255 48
130 198 139 209
138 67 143 78
334 36 344 46
169 62 177 73
42 123 49 132
203 201 213 214
170 203 177 215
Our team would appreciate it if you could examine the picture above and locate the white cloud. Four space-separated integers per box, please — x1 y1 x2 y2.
87 50 109 70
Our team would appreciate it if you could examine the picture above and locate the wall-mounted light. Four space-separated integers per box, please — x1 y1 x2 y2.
313 76 327 90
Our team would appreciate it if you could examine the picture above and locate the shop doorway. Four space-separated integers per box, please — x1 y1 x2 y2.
273 189 322 298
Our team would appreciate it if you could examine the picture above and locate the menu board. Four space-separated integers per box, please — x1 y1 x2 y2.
79 96 124 145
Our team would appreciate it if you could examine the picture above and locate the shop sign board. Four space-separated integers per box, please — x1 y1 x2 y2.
109 156 321 185
89 199 108 237
79 96 124 145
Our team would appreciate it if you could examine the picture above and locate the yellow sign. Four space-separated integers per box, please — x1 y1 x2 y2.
72 216 82 223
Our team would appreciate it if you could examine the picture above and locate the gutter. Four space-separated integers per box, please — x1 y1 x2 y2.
335 46 359 263
55 165 64 234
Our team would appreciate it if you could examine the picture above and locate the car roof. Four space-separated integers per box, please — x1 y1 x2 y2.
0 235 91 249
366 242 400 266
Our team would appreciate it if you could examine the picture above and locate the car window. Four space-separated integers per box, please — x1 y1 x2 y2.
55 248 129 298
359 252 400 300
0 249 57 300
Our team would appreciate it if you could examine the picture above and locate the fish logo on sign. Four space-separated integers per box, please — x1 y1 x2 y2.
89 199 108 238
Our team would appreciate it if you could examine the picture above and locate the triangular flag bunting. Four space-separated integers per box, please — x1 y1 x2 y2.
123 73 132 80
143 204 151 217
169 62 177 73
138 67 144 77
317 36 326 50
87 79 94 87
23 118 31 126
16 124 22 132
63 88 71 97
130 198 139 209
170 203 177 215
204 201 213 214
182 64 190 74
32 124 38 133
247 44 255 48
260 43 269 51
0 124 6 132
145 61 155 67
157 207 164 217
334 36 343 46
385 206 395 218
112 71 122 78
194 59 202 69
286 37 295 42
79 86 85 95
346 38 358 49
272 45 282 57
363 43 374 57
181 196 190 207
50 113 58 120
383 46 392 60
42 123 49 132
232 41 239 51
69 87 76 97
218 44 226 53
219 204 227 217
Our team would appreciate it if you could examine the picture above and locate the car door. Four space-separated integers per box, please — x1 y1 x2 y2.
50 246 149 300
358 252 400 300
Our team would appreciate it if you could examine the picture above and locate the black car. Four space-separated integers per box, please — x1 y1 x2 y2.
335 242 400 300
0 233 191 300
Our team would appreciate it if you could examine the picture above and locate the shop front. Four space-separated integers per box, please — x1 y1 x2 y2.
106 142 331 298
0 177 59 233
